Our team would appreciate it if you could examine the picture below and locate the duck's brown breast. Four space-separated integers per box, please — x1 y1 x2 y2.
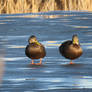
64 44 83 60
25 43 46 59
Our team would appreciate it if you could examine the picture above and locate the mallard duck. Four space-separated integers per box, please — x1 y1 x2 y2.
25 35 46 65
59 34 83 64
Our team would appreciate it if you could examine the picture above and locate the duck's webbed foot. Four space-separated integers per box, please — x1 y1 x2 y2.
31 59 35 65
35 58 42 65
31 58 42 65
70 60 74 65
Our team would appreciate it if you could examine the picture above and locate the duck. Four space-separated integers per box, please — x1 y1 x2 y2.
25 35 46 65
59 34 83 64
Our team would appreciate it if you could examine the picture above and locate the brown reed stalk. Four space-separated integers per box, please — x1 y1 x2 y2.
0 0 92 14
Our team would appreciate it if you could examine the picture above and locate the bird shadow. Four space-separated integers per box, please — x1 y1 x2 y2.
27 63 46 68
61 63 83 68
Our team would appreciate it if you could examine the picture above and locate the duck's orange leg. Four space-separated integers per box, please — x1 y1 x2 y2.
31 59 35 65
35 58 42 65
70 60 74 65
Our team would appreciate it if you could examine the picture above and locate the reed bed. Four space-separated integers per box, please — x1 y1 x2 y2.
0 0 92 14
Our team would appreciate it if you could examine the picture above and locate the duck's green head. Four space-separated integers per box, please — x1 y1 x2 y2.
72 34 79 45
28 35 40 45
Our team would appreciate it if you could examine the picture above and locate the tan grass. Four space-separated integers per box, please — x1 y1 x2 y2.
0 0 92 14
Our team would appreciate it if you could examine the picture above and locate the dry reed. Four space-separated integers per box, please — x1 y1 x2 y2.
0 0 92 14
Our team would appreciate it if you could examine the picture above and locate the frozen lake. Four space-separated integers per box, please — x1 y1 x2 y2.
0 11 92 92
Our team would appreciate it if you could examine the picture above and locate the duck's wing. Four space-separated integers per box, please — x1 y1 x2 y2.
37 43 46 58
25 45 30 58
62 40 72 47
59 40 72 56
